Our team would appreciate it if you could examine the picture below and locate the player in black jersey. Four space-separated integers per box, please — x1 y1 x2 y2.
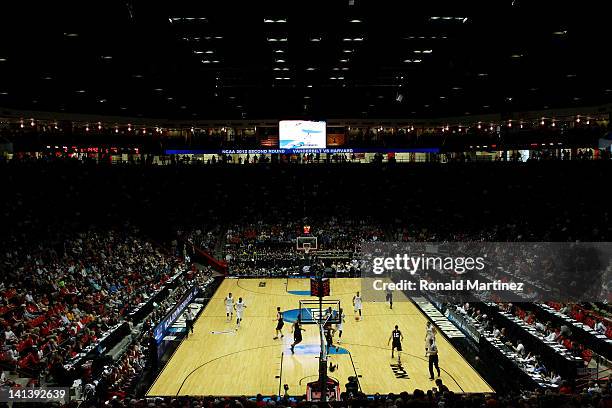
388 325 404 363
290 318 306 354
273 306 284 340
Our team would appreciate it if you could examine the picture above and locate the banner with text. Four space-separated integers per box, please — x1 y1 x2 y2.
361 242 612 303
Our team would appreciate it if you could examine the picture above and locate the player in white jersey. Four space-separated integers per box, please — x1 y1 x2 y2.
234 297 246 329
224 293 234 321
352 292 363 320
425 322 437 355
335 308 346 343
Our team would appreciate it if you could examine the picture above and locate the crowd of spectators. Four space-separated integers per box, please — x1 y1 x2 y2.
66 385 612 408
0 229 184 384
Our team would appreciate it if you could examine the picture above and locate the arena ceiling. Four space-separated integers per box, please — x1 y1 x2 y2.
0 0 610 121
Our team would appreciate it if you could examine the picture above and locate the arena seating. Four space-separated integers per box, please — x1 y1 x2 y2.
1 158 612 405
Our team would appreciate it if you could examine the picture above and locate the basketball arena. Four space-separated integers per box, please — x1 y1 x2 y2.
1 1 612 407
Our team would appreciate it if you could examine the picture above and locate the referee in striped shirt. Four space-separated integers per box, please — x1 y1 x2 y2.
426 337 441 380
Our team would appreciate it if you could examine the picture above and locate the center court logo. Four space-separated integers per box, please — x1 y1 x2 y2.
372 253 486 275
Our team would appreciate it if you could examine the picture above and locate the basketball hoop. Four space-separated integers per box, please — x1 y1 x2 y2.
297 236 318 254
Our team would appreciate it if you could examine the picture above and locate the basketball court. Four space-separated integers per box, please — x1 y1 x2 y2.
147 278 493 397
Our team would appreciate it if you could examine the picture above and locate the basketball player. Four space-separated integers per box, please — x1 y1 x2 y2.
335 308 346 343
324 325 335 354
425 322 437 354
353 291 363 320
234 297 246 329
290 318 306 354
386 287 393 309
224 293 234 322
388 325 404 363
273 306 285 340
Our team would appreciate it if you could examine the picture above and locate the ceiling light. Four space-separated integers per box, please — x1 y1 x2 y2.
310 37 321 42
353 37 364 41
275 59 286 63
350 19 362 23
194 51 204 54
101 55 112 60
306 67 316 71
154 88 163 91
343 49 353 53
212 60 220 63
274 49 284 53
76 89 86 93
307 84 313 88
0 58 7 62
340 59 349 63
